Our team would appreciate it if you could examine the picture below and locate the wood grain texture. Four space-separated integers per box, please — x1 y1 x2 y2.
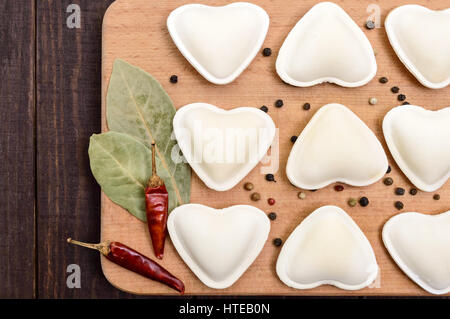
0 0 36 299
102 0 450 296
35 0 139 298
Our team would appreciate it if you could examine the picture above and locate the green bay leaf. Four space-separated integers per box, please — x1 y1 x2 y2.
89 132 150 221
105 59 190 213
89 131 185 221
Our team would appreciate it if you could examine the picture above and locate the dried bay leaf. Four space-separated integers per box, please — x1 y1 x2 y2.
89 132 150 221
89 131 185 221
105 59 190 214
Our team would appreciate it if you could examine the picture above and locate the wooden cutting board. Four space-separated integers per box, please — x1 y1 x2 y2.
101 0 450 295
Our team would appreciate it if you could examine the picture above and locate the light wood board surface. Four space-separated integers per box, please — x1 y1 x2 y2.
101 0 450 295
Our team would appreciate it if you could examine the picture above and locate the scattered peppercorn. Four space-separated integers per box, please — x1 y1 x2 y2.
348 198 357 207
383 177 394 186
303 103 311 110
290 136 298 143
268 198 276 205
262 47 272 57
386 165 392 174
433 194 440 200
394 201 404 210
310 189 317 192
265 174 276 182
359 197 369 207
391 86 399 93
268 212 277 220
273 238 282 247
260 105 268 113
275 99 284 108
409 188 418 195
395 187 405 195
379 77 388 84
398 94 406 101
402 101 410 105
250 192 261 201
365 20 375 30
334 185 344 192
169 75 178 83
298 192 306 200
369 97 378 105
244 182 254 191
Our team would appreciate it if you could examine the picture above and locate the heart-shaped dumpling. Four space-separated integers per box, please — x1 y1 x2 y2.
383 211 450 295
286 103 388 189
276 2 377 87
167 2 269 85
383 105 450 192
385 5 450 89
173 103 276 191
276 206 378 290
168 204 270 289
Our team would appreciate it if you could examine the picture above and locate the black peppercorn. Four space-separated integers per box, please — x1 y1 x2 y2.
394 201 404 210
275 99 283 108
395 187 405 195
365 20 375 30
273 238 282 247
379 77 388 84
398 94 406 101
433 194 440 200
265 174 275 182
359 197 369 207
290 136 298 143
409 188 418 196
303 103 311 110
402 102 410 105
386 165 391 174
268 212 277 220
391 86 400 93
262 48 272 56
260 105 268 113
169 75 178 83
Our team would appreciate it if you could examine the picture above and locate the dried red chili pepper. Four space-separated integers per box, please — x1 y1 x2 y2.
145 143 169 259
67 238 184 293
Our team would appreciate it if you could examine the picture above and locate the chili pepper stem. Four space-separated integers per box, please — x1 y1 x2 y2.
67 238 110 256
148 142 164 188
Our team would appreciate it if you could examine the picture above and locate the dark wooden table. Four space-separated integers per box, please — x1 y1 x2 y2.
0 0 147 298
